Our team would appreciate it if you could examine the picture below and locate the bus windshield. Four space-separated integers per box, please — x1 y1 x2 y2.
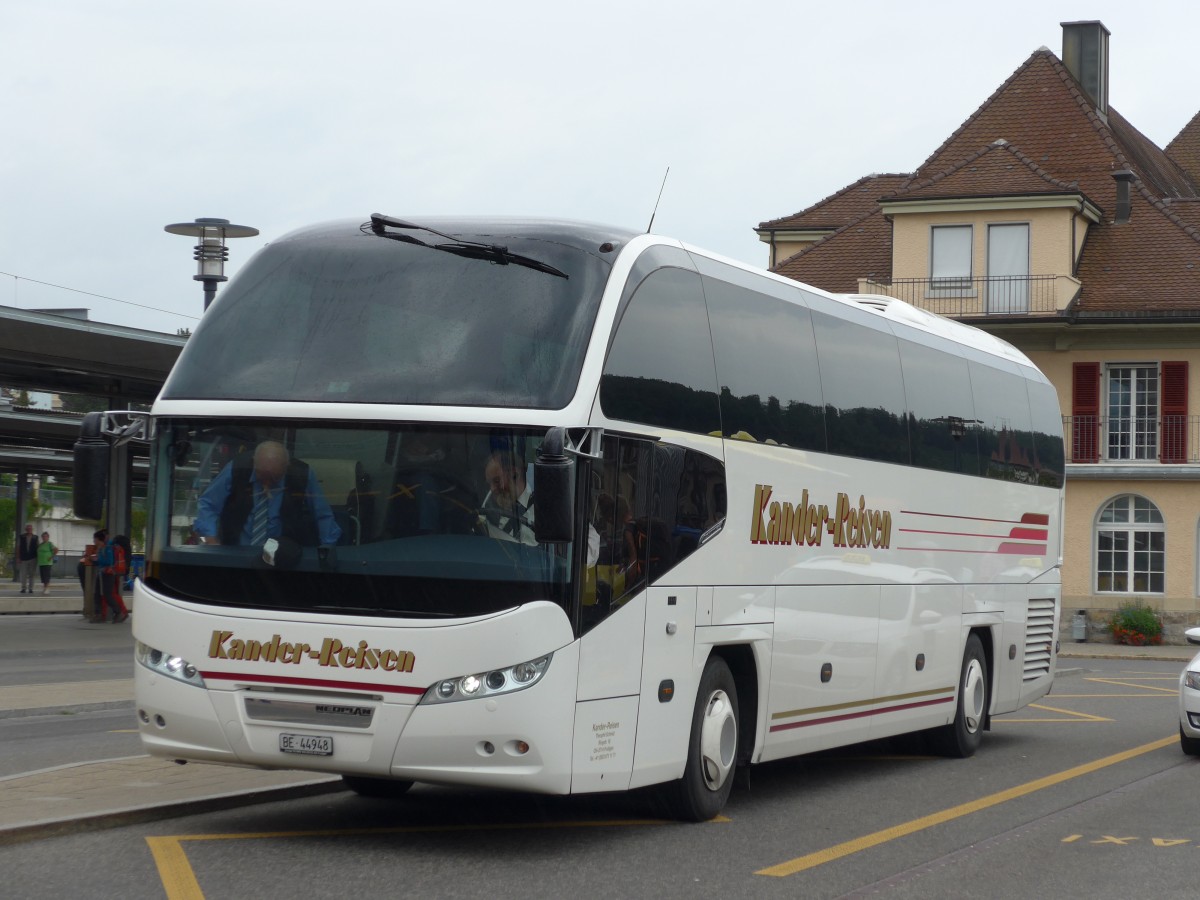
147 420 578 619
159 219 621 408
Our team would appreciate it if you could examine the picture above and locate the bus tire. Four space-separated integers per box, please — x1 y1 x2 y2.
929 634 988 758
342 775 414 798
660 656 739 821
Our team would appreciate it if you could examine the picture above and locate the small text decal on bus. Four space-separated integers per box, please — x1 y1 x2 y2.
208 631 416 673
750 484 892 550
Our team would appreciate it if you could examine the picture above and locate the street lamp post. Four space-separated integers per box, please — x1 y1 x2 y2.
164 217 259 310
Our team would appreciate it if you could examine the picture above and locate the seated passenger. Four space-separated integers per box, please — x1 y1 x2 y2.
194 440 342 547
481 450 601 564
480 451 535 544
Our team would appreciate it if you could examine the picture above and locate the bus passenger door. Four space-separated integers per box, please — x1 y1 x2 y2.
628 586 699 789
572 582 648 794
761 585 879 761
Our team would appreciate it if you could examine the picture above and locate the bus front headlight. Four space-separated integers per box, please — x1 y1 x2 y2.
420 653 552 705
136 641 206 688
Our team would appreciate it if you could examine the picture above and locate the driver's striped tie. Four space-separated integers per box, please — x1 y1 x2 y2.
250 490 270 546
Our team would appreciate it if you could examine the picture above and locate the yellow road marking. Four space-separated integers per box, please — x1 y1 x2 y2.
1027 703 1111 722
995 703 1111 723
1085 678 1177 695
755 735 1176 877
147 837 205 900
148 815 727 898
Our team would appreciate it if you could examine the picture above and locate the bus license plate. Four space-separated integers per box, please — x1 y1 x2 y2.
279 733 333 756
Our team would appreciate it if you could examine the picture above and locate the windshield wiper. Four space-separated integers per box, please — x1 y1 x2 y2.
366 213 568 279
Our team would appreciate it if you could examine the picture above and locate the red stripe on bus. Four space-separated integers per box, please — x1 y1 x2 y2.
1020 513 1050 525
997 542 1048 555
200 671 426 696
768 696 953 732
1007 527 1048 540
897 546 1050 555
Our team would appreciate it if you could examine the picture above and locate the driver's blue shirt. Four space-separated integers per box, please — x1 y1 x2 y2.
194 464 342 545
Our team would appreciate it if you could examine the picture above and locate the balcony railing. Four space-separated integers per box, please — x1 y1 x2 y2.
1063 415 1192 464
858 275 1080 318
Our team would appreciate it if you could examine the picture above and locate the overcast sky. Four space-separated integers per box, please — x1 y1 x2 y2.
3 1 1197 334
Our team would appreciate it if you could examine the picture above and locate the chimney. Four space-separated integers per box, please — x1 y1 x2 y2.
1061 20 1110 118
1112 170 1134 225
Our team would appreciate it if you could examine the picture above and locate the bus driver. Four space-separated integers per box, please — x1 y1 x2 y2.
193 440 342 548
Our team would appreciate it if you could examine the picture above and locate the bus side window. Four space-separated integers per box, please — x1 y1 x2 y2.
599 266 721 436
582 437 725 635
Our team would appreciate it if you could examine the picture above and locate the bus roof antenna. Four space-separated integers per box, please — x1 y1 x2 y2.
646 167 670 233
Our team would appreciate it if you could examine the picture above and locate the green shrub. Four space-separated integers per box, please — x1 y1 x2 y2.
1109 602 1163 646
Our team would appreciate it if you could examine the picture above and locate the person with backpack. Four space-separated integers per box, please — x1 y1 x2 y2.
102 534 130 623
87 530 129 624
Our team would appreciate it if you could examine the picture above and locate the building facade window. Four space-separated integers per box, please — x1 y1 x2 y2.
930 225 972 287
1096 494 1164 593
1106 365 1159 460
986 223 1029 313
1070 361 1188 464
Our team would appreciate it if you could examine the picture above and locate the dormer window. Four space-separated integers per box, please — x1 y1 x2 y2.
930 225 972 288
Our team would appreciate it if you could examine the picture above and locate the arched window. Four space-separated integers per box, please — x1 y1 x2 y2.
1096 495 1164 593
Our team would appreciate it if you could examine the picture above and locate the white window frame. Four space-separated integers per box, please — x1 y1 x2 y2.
928 225 974 297
1104 363 1159 461
985 222 1030 313
1095 494 1165 594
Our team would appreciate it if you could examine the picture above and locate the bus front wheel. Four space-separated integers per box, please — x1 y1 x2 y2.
661 656 739 821
928 634 988 758
342 775 414 799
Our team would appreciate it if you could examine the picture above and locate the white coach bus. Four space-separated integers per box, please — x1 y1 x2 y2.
76 214 1064 820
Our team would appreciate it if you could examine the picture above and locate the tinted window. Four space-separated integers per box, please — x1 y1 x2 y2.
704 275 826 451
163 223 615 409
897 338 980 475
811 310 909 464
968 360 1038 483
600 267 721 435
584 435 725 634
1026 379 1065 488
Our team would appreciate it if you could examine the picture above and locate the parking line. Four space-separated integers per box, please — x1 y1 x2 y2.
147 836 204 900
755 734 1176 877
1086 678 1177 695
147 815 728 899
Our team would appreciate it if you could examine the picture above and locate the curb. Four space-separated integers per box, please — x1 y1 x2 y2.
0 778 347 847
0 700 135 721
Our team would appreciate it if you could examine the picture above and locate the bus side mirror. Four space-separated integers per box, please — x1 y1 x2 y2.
73 411 110 520
533 427 574 544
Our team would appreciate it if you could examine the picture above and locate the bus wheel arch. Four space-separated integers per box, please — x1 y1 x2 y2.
711 644 758 767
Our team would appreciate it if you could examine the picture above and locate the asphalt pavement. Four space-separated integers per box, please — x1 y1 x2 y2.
0 578 1193 846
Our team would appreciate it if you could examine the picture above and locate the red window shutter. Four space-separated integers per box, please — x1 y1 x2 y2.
1071 362 1100 463
1160 361 1188 463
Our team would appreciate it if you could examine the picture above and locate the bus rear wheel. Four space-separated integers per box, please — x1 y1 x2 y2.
928 634 988 758
660 656 739 821
342 775 414 798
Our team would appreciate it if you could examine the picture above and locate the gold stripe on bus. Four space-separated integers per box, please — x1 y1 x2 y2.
771 686 956 721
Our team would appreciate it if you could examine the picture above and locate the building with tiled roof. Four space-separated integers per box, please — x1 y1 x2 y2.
755 173 909 267
757 21 1200 640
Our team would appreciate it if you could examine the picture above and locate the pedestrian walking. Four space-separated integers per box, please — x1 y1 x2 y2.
36 531 57 595
16 524 38 593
